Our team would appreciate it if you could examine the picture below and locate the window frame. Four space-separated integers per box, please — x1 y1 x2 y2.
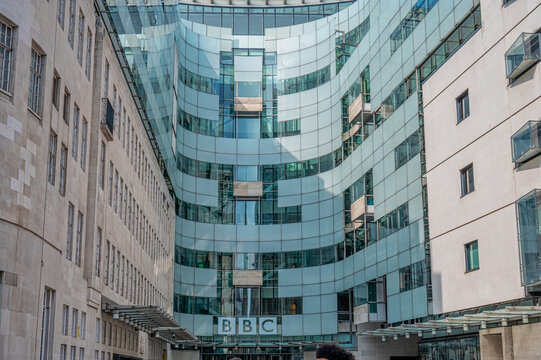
0 18 15 95
28 45 45 117
456 90 470 124
47 131 58 186
464 240 480 272
460 163 475 197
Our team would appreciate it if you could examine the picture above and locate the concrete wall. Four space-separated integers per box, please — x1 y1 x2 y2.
423 0 541 314
0 0 175 359
480 322 541 360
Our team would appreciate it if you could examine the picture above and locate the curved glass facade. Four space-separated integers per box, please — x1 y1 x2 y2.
100 0 482 347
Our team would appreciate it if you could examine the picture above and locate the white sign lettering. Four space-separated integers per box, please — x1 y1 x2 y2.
217 317 277 335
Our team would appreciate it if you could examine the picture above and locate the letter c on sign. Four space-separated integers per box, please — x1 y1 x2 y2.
261 319 273 333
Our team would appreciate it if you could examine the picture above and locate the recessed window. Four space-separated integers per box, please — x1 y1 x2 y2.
0 20 14 93
63 88 70 124
28 47 44 115
47 131 57 185
460 164 475 196
52 72 60 109
465 240 479 272
59 144 67 196
456 90 470 123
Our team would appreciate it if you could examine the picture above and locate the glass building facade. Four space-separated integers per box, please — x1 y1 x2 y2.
99 0 482 352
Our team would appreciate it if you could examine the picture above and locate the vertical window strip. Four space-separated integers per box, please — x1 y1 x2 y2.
85 29 92 78
77 12 85 65
95 228 102 277
57 0 65 28
48 132 57 185
67 0 76 48
59 145 68 196
75 211 83 267
72 104 80 160
28 48 43 115
0 20 13 92
80 119 87 171
66 203 74 260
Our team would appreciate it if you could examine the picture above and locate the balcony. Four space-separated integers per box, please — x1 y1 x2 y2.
353 279 386 324
506 32 540 80
511 121 541 164
233 181 263 198
234 97 263 112
101 98 114 141
232 270 263 287
516 189 541 286
351 195 374 223
348 93 371 123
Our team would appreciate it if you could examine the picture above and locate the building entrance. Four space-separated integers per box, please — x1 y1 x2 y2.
202 354 304 360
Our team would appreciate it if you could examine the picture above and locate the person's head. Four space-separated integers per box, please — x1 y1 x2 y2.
316 343 354 360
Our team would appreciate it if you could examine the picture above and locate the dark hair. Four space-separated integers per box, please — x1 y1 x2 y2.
316 343 354 360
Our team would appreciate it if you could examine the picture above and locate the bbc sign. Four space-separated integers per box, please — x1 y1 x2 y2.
217 317 277 335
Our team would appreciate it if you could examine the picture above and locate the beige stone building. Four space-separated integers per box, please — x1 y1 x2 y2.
423 1 541 358
0 0 183 359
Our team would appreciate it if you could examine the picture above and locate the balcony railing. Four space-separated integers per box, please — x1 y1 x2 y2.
516 189 541 286
506 32 541 80
101 98 114 141
511 120 541 164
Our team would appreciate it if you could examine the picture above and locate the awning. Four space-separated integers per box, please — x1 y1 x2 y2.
359 306 541 340
102 304 197 343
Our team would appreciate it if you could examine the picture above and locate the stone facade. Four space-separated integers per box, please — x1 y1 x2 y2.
0 0 175 359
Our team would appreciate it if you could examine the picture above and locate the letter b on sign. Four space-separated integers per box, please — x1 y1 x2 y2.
238 318 256 335
218 317 235 335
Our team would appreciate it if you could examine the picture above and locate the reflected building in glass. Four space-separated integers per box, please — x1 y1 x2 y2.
97 0 541 359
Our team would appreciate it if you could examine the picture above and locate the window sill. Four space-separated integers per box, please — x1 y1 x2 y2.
465 267 480 274
460 190 475 198
28 107 42 122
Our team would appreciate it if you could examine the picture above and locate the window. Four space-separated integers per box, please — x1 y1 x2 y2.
63 88 70 124
28 47 44 115
79 349 84 360
71 308 78 337
456 90 470 123
39 288 55 360
47 132 57 185
60 345 67 360
80 119 87 171
74 211 83 267
395 132 420 169
61 305 69 335
67 0 76 48
70 346 76 360
72 104 79 160
52 72 60 109
465 240 479 272
76 12 84 65
103 61 109 98
108 162 113 205
95 317 100 343
399 261 425 292
460 164 475 196
59 144 67 196
0 20 13 93
114 171 119 211
104 240 110 285
99 141 106 189
80 312 86 339
95 228 101 277
110 246 115 288
85 29 92 79
57 0 65 28
66 203 74 260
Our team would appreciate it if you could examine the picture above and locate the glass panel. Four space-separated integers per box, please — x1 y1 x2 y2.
237 117 260 139
236 81 261 97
